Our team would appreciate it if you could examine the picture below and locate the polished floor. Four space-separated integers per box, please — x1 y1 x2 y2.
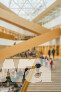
0 58 61 92
27 58 61 92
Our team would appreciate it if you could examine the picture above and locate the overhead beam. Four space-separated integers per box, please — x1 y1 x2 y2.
32 0 61 22
0 28 61 61
0 32 14 40
0 8 49 35
0 2 15 14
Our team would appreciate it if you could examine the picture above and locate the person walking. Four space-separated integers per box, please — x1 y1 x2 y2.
48 49 51 58
40 54 44 65
45 56 48 67
36 63 41 74
22 68 28 83
50 58 53 69
14 42 16 45
52 48 55 59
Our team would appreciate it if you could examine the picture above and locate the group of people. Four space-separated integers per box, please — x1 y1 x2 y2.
40 55 54 69
13 42 37 58
24 49 37 57
48 48 55 59
13 49 37 58
36 54 54 75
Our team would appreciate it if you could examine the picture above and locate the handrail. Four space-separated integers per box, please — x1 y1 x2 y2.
20 51 40 92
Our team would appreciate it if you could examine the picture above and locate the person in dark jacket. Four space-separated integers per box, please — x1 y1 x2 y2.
36 63 41 74
14 42 16 45
22 68 29 83
52 48 55 59
48 49 51 58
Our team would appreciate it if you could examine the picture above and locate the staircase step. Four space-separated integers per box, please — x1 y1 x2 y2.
27 59 61 92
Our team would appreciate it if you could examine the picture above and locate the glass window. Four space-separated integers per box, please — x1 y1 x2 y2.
0 0 56 21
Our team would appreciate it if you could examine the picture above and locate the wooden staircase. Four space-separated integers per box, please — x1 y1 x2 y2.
27 59 61 92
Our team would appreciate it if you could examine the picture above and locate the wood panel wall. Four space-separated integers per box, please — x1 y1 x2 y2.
0 32 14 40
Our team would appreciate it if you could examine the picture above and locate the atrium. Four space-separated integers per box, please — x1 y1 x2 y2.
0 0 61 92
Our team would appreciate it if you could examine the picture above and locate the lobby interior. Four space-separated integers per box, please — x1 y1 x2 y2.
0 0 61 92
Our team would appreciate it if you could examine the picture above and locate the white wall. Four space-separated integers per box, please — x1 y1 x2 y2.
0 38 23 46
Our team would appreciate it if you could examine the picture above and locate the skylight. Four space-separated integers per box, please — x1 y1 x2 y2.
37 4 61 25
0 0 56 21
